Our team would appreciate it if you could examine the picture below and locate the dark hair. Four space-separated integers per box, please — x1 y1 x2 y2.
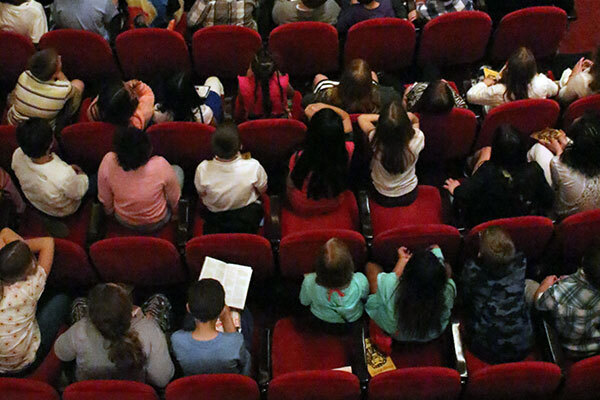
315 238 354 289
88 284 146 375
590 46 600 93
187 279 225 322
290 109 349 200
561 113 600 177
0 241 34 300
490 124 527 173
413 80 454 114
394 250 448 338
98 81 138 126
330 59 379 113
211 121 240 159
371 100 416 174
478 226 517 271
16 118 54 159
113 127 152 171
158 72 203 122
250 48 284 117
582 240 600 289
28 49 59 81
302 0 327 8
500 47 537 101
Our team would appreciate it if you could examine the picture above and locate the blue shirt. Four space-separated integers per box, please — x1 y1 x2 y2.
52 0 119 41
171 330 251 376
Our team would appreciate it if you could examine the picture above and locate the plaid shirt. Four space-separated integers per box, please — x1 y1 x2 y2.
187 0 257 30
536 269 600 356
416 0 473 20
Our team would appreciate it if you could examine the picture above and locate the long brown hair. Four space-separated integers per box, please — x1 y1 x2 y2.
500 47 537 101
88 284 146 375
329 59 379 113
0 241 35 301
589 47 600 93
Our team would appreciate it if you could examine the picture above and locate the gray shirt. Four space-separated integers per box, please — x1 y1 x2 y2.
272 0 340 25
51 0 119 41
54 314 174 388
171 330 251 376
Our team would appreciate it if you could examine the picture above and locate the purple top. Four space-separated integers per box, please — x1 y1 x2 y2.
336 0 395 33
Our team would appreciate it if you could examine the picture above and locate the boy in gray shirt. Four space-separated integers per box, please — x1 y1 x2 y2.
272 0 340 25
171 279 251 376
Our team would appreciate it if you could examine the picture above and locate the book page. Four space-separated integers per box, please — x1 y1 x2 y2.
199 257 253 310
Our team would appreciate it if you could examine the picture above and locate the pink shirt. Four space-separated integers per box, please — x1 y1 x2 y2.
98 152 181 226
87 81 155 129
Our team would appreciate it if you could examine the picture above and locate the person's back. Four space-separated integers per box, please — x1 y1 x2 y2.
52 0 119 41
187 0 257 30
272 0 340 25
0 0 47 43
411 0 473 21
336 0 394 33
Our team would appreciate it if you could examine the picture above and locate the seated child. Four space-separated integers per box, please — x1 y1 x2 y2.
404 79 467 113
194 121 268 234
462 226 536 364
171 279 251 376
12 118 89 217
300 238 369 324
7 49 84 127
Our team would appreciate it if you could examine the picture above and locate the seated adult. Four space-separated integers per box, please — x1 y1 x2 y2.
528 113 600 219
407 0 473 22
444 124 553 228
558 47 600 105
272 0 340 25
535 243 600 359
0 0 47 44
51 0 121 41
336 0 395 34
7 49 85 128
467 47 558 112
187 0 257 30
287 105 353 214
404 79 467 113
126 0 184 28
97 127 182 232
12 119 89 218
54 283 174 386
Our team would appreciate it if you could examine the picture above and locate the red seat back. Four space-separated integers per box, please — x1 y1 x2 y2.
38 30 120 82
185 234 274 283
268 370 361 400
192 26 262 79
269 22 339 76
372 224 461 268
557 209 600 272
368 367 462 400
279 229 366 279
89 237 186 286
465 216 554 261
344 18 415 71
419 108 478 162
417 11 492 67
166 374 260 400
563 94 600 128
48 239 98 290
115 28 191 80
0 31 35 90
0 378 59 400
146 122 215 173
63 381 159 400
60 122 117 174
475 99 560 149
491 6 567 62
0 125 17 171
561 355 600 400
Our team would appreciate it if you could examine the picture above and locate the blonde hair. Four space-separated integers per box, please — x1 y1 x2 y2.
479 226 516 267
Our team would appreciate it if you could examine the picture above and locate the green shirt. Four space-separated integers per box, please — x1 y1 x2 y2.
300 272 369 323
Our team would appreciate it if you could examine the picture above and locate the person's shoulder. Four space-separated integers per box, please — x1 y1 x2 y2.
221 331 245 347
302 272 317 285
99 151 118 166
170 330 192 345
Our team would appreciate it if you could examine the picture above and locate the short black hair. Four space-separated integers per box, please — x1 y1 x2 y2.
28 49 59 81
16 118 53 159
98 81 138 126
113 126 152 171
187 279 225 322
211 121 240 159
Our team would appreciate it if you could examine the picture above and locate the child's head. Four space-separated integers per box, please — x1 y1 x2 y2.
478 226 517 269
98 81 139 126
582 240 600 289
562 112 600 178
211 121 241 159
28 49 60 81
161 72 201 121
315 238 354 289
0 240 35 285
337 58 379 113
113 126 152 171
413 80 454 114
187 279 225 323
502 47 537 101
372 99 416 174
490 124 526 172
301 0 327 8
16 118 54 159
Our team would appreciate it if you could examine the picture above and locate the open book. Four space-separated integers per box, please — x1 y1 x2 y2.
199 256 253 310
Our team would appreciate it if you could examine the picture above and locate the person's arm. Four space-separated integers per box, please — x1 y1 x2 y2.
63 162 89 200
26 237 54 276
53 326 77 362
407 111 419 130
30 2 48 44
144 323 175 388
97 156 115 215
305 103 352 133
219 306 237 333
392 246 412 277
299 275 313 306
239 339 252 376
0 227 23 247
466 80 505 107
129 81 155 129
162 160 182 213
534 275 559 306
538 74 559 98
357 114 379 136
254 163 268 195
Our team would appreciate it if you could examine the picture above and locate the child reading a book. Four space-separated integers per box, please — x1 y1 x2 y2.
194 121 268 234
300 238 369 325
171 279 251 376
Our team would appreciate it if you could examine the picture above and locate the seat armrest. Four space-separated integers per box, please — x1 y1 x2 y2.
86 201 105 248
357 190 373 244
534 310 566 368
267 194 282 245
355 321 370 391
258 328 272 392
450 319 468 383
176 198 190 253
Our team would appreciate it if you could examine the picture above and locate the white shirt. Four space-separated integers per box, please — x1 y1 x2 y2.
551 155 600 219
194 154 268 212
370 128 425 197
558 68 596 104
12 148 89 217
0 265 46 373
153 104 214 125
467 74 559 110
0 0 47 43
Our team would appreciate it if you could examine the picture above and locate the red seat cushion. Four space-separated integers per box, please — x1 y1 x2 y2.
561 355 600 400
166 374 260 400
268 370 361 400
368 367 462 400
0 378 59 400
63 380 159 400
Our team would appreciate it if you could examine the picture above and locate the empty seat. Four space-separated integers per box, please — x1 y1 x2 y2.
344 18 415 72
60 122 117 174
418 108 478 163
368 367 461 400
556 209 600 273
563 94 600 128
268 371 361 400
166 374 260 400
46 239 98 291
0 31 35 92
63 380 159 400
0 378 59 400
559 355 600 400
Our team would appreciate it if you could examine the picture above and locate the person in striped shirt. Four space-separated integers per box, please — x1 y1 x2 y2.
6 49 84 128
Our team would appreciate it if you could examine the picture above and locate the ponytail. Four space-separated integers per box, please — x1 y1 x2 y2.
251 48 277 117
0 240 35 302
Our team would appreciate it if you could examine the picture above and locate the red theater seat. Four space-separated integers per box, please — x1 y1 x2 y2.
0 378 59 400
60 122 117 174
559 355 600 400
47 239 98 291
63 380 159 400
166 374 260 400
418 108 478 163
368 367 461 400
268 370 361 400
556 209 600 273
0 31 35 91
563 94 600 128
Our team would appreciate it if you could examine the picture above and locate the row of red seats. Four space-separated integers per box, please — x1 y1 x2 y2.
0 6 568 91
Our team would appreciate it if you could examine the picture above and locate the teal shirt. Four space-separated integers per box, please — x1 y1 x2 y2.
365 249 456 342
300 272 369 323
